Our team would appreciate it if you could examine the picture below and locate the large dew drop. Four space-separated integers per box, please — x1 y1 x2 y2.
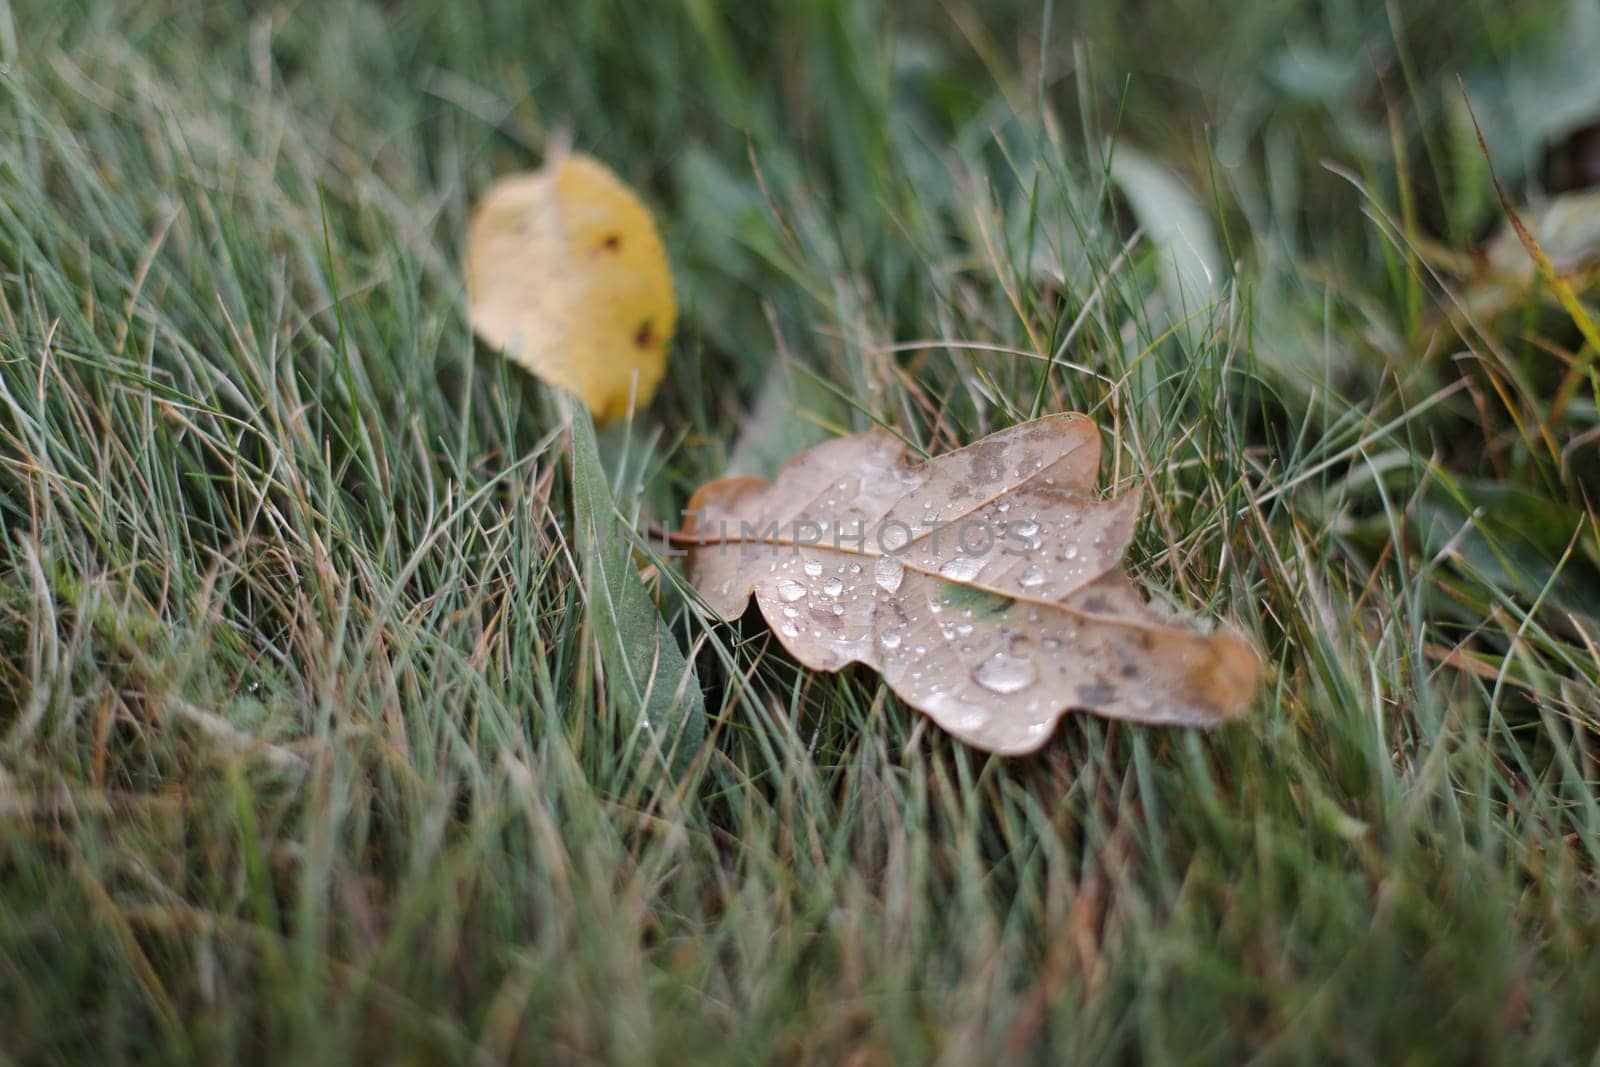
973 652 1038 694
803 559 824 577
874 556 905 593
939 556 986 582
776 578 807 602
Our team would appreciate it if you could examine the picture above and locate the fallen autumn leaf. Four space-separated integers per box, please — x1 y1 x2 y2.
680 414 1261 755
465 151 676 422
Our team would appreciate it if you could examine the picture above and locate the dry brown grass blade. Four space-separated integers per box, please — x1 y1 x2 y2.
680 415 1261 755
1461 83 1600 422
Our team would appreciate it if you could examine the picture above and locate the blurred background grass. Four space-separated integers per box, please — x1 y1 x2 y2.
2 0 1599 1061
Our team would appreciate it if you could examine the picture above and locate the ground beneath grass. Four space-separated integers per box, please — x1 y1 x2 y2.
3 0 1599 1061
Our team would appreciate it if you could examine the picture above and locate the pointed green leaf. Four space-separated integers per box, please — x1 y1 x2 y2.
568 400 706 767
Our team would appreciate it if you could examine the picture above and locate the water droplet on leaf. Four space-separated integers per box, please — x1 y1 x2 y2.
973 652 1038 694
940 557 985 582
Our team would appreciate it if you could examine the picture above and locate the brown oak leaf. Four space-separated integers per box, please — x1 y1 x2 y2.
681 414 1261 755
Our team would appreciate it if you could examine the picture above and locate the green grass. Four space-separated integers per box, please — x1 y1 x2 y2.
3 0 1599 1061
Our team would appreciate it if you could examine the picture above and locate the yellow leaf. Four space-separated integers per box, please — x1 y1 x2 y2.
679 414 1261 756
465 152 676 422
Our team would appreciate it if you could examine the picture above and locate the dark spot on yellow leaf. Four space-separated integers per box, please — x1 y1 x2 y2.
634 319 656 348
601 232 622 251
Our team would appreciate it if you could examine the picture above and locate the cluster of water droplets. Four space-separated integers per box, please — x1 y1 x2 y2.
747 454 1145 746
